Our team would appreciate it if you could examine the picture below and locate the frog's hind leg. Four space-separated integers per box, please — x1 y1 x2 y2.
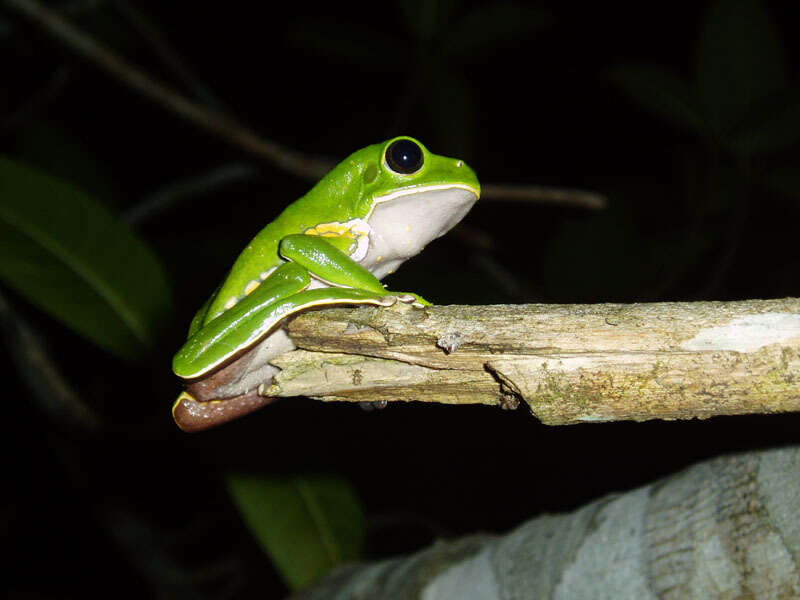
173 328 295 432
173 289 401 432
172 390 274 432
174 262 310 379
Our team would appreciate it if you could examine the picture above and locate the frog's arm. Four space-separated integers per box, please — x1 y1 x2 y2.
280 234 431 305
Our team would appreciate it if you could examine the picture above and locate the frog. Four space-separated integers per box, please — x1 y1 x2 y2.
172 136 480 432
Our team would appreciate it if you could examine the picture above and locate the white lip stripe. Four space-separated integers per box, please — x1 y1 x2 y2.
372 183 479 206
365 184 479 222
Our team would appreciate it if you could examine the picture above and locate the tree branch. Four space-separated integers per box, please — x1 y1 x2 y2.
5 0 607 210
112 0 225 111
4 0 332 179
480 183 607 210
263 298 800 424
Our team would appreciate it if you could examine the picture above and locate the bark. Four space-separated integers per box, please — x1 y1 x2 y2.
292 446 800 600
262 298 800 425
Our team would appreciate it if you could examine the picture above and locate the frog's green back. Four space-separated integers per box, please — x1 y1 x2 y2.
203 144 380 324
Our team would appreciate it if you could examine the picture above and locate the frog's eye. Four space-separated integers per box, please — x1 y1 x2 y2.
385 139 423 175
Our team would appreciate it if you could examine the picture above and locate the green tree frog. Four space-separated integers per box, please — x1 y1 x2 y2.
172 137 480 431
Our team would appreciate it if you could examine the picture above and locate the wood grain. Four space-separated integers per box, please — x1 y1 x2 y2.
260 298 800 425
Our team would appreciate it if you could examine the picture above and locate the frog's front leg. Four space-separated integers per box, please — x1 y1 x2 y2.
279 234 431 306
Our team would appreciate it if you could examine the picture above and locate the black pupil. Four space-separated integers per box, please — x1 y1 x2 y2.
386 140 423 174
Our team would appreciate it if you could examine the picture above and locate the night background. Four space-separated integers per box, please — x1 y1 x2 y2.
1 0 799 597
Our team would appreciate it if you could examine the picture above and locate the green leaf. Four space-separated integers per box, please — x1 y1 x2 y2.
726 89 800 157
227 474 366 591
696 0 787 133
608 65 706 133
442 2 552 58
0 158 172 358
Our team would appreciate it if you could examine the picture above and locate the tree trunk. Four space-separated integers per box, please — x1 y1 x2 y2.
293 446 800 599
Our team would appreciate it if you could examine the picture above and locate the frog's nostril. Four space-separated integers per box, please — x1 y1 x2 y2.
456 160 463 167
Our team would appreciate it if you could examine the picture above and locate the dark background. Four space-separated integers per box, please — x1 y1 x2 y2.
2 0 799 597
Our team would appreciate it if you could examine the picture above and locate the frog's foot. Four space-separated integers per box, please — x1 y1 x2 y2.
383 292 432 307
172 390 274 433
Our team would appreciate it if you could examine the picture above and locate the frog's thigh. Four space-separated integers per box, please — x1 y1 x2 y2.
206 328 294 400
280 234 386 294
173 263 311 378
190 287 393 378
202 261 311 327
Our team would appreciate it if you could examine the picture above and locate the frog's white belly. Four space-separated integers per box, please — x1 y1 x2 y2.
361 186 478 279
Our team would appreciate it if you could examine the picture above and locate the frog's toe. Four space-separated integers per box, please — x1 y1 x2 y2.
393 292 431 307
378 292 431 308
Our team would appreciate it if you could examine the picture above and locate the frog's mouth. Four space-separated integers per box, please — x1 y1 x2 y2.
363 184 479 278
369 182 480 207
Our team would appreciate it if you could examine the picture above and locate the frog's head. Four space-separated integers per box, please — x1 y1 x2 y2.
349 136 480 277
